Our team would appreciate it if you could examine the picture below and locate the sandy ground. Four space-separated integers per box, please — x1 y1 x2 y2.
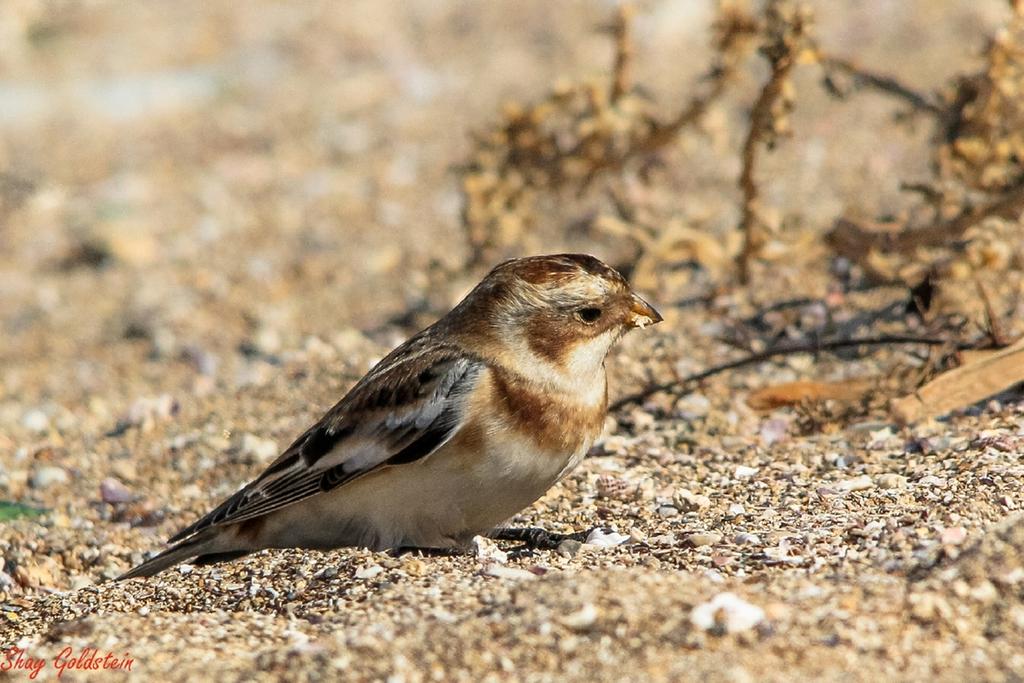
2 1 1024 681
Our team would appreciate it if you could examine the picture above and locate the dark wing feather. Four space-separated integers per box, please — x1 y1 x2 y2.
168 344 483 543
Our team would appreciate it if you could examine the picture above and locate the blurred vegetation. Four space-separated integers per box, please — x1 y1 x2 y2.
459 0 1024 292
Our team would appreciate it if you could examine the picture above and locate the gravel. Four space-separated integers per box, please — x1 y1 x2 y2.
2 1 1023 681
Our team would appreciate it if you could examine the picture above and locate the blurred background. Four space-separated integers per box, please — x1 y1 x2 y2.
4 5 1024 674
0 0 1016 422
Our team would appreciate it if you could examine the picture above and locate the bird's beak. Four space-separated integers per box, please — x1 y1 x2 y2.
627 293 663 329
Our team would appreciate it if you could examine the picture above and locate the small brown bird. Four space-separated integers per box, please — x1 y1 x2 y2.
119 253 661 579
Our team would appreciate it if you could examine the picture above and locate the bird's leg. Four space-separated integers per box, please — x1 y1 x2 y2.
388 545 464 558
488 527 590 549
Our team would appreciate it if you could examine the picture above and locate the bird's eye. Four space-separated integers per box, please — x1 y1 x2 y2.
575 307 602 324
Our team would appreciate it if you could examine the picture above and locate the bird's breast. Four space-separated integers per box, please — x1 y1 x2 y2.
485 365 607 455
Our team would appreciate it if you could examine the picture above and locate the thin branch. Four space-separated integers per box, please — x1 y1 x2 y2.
609 4 635 103
976 279 1010 347
671 292 718 309
610 334 978 411
736 2 806 283
576 0 759 190
736 73 787 283
819 55 946 118
828 181 1024 258
578 75 729 191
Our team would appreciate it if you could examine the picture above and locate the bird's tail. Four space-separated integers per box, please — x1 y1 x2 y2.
116 529 250 580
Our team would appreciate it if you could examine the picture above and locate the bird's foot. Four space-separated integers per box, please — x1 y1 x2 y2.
488 526 612 550
387 545 463 558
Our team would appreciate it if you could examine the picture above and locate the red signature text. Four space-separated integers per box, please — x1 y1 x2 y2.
2 647 135 678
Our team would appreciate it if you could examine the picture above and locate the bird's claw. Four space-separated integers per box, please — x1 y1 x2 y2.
488 525 614 550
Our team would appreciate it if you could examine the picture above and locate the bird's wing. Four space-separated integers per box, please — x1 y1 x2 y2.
168 343 485 543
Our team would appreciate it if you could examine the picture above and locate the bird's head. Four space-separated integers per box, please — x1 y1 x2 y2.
452 253 662 387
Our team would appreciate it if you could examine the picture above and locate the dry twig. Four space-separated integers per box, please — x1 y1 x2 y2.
828 181 1024 259
819 55 945 117
735 1 810 283
975 279 1011 347
608 4 634 104
746 378 875 410
824 3 1024 281
459 2 756 267
611 333 973 411
891 336 1024 423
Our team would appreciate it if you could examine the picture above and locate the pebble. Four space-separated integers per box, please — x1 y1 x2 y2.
13 562 55 589
649 533 677 546
596 435 629 456
560 603 598 631
304 335 336 359
595 475 638 501
970 580 998 604
70 575 93 590
557 539 584 557
110 459 138 482
182 345 219 376
728 503 746 516
472 535 509 564
332 328 374 355
627 528 647 544
252 327 282 355
167 433 199 451
675 489 712 511
836 475 874 492
482 565 537 581
118 394 179 432
734 466 758 479
918 436 952 455
30 465 69 489
909 592 950 622
721 436 748 450
876 473 907 489
151 327 177 358
691 592 766 633
759 418 788 446
675 393 711 419
232 432 279 462
402 558 429 577
940 526 968 545
629 409 656 430
686 532 722 547
585 528 631 547
315 566 340 580
657 505 681 518
100 477 134 503
868 427 897 449
354 564 384 580
22 409 50 433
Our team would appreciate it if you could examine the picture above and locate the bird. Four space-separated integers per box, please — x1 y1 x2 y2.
118 253 662 579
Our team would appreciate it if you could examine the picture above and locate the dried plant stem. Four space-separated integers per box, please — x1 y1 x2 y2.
976 280 1011 347
610 4 635 103
820 55 945 117
610 334 975 411
459 2 740 267
736 68 790 283
829 181 1024 258
735 2 805 284
580 77 730 189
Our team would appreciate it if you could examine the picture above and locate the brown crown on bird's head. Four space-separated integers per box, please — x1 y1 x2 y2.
497 253 628 289
466 253 662 333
